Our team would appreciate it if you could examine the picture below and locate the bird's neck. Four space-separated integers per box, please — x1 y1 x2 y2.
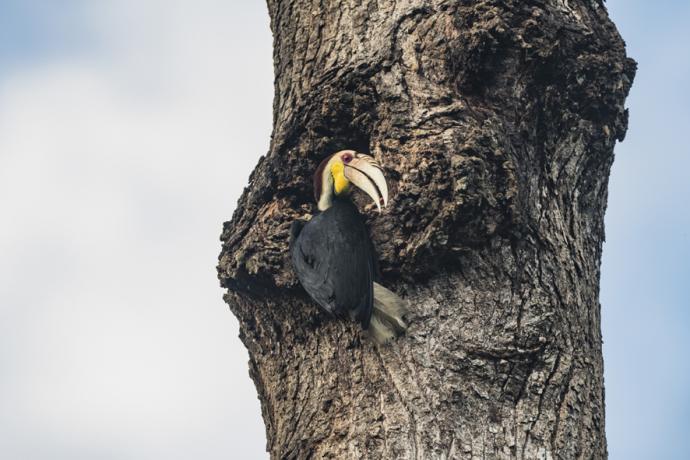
317 173 351 211
318 183 351 211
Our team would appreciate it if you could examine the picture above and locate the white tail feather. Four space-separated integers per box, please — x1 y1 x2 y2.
367 282 409 344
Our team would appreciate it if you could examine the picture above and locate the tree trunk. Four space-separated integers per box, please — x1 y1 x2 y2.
218 0 635 458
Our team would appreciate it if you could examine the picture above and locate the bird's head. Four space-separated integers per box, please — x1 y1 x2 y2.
313 150 389 212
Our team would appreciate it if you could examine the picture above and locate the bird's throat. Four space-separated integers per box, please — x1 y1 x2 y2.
318 160 351 211
332 163 350 196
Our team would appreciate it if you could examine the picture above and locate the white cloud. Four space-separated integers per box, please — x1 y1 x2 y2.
0 2 272 459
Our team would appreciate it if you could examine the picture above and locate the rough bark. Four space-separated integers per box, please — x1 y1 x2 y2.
218 1 635 458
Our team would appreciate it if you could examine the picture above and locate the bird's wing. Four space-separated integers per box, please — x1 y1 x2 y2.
291 217 337 315
290 203 373 328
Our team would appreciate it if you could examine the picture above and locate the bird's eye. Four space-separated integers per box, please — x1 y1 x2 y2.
342 153 353 163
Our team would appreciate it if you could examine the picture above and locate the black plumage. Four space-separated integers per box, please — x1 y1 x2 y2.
290 198 374 329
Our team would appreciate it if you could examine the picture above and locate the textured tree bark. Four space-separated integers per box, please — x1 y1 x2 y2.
218 0 635 458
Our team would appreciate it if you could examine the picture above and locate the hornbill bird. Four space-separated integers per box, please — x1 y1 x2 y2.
290 150 408 343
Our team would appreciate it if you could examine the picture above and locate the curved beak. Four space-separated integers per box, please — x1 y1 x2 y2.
343 153 389 212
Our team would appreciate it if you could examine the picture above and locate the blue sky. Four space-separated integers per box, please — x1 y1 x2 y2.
603 1 690 458
0 2 271 459
0 1 97 70
0 1 687 459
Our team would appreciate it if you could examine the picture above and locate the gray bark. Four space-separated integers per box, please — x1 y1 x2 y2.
218 0 635 458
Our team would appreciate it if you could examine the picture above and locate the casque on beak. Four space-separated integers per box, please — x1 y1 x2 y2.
343 153 389 212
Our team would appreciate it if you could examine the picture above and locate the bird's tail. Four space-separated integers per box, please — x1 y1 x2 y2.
368 283 409 344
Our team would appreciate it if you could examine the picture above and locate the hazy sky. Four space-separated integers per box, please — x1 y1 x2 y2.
0 1 271 459
0 1 687 459
602 1 690 459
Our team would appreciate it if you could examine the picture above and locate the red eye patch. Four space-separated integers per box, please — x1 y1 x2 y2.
342 153 353 163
